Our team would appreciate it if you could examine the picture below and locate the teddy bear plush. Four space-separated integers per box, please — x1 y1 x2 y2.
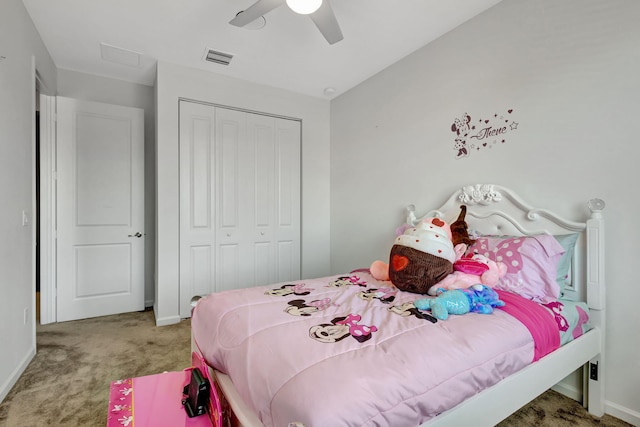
426 252 507 296
414 284 505 320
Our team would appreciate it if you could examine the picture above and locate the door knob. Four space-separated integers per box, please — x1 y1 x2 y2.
128 232 143 238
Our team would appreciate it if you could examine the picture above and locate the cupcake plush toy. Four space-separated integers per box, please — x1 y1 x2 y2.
388 217 461 294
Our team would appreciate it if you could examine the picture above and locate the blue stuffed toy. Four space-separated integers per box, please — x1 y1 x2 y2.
414 284 505 320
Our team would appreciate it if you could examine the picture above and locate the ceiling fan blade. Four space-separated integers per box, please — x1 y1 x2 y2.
309 0 343 44
229 0 285 27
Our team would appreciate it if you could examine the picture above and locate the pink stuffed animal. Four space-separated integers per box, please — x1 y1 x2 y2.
427 252 507 296
370 260 390 281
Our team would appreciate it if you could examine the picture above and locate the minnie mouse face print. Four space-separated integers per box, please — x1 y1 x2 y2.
358 287 397 304
265 283 313 297
327 275 367 287
285 301 320 317
285 298 336 316
309 323 352 343
309 314 378 343
388 302 437 323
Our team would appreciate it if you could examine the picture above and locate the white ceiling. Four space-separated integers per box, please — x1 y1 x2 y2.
21 0 502 99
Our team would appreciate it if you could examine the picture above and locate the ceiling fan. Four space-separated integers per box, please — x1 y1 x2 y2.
230 0 344 45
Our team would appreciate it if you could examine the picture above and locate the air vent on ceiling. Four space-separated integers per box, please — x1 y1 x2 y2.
204 48 233 66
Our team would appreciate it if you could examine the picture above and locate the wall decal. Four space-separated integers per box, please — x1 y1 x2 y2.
451 109 518 159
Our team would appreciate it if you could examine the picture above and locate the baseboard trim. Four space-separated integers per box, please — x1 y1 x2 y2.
553 382 640 425
552 382 582 402
605 401 640 426
0 346 35 403
154 312 181 327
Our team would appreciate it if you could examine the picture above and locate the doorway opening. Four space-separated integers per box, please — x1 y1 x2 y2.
35 106 40 324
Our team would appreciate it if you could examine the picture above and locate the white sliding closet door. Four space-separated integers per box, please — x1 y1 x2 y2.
179 102 216 317
179 101 301 317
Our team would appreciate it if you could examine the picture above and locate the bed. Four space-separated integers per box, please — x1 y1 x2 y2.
190 183 606 427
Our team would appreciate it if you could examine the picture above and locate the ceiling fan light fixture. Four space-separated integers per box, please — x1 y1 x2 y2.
286 0 322 15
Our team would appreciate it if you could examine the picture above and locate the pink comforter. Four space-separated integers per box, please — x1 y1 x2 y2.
191 272 557 427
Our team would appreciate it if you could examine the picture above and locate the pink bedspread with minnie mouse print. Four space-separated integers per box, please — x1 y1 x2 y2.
191 271 589 427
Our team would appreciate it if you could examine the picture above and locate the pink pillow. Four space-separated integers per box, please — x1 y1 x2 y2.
467 234 564 303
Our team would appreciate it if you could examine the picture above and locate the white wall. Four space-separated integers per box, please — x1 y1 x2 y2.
0 0 56 403
330 0 640 424
155 61 331 325
57 69 156 307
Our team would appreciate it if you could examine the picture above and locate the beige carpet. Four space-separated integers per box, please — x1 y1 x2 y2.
0 310 190 427
0 309 631 427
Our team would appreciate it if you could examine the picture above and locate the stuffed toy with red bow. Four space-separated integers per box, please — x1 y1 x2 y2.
426 252 507 296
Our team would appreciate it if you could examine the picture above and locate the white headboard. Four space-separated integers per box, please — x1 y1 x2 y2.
406 184 605 310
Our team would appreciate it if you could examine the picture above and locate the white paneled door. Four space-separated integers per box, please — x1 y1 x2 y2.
179 101 301 317
56 97 144 322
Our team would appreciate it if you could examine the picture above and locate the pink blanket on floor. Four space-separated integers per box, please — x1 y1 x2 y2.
496 290 560 361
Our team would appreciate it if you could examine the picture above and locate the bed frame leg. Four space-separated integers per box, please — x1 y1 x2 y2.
587 353 605 417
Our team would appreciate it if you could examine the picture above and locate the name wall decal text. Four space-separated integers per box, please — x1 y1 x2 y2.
451 109 518 159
